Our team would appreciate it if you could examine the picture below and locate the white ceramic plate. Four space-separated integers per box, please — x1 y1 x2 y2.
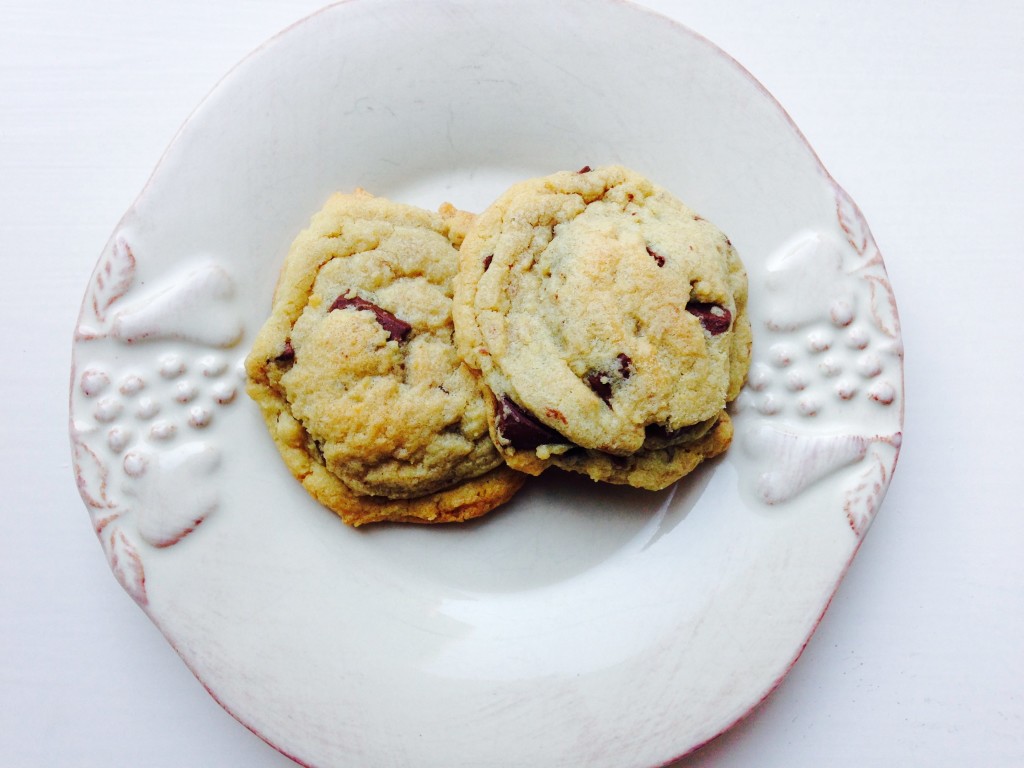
69 1 904 766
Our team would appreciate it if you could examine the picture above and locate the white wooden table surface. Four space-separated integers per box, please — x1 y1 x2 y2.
2 1 1022 765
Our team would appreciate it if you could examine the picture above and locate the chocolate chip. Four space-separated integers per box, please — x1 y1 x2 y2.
584 354 633 406
273 340 295 364
645 421 705 444
496 395 563 450
617 353 632 378
646 246 665 268
645 415 717 445
577 165 592 174
584 371 613 404
482 254 493 271
645 423 676 440
686 302 732 335
330 294 411 342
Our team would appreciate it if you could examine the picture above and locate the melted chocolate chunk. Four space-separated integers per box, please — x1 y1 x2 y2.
496 395 563 450
617 353 633 378
330 294 411 342
645 416 718 445
482 253 493 271
646 246 665 268
273 340 295 364
645 423 677 441
686 302 732 335
584 371 613 404
584 353 634 406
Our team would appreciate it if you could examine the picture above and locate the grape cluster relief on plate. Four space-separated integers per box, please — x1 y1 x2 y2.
71 237 244 605
734 189 903 535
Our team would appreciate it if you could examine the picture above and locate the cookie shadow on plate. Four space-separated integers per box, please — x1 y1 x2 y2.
353 458 719 594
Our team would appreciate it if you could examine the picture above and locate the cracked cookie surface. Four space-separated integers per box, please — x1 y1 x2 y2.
245 191 523 525
453 166 751 488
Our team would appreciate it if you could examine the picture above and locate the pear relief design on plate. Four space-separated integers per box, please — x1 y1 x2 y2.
734 188 903 535
71 236 244 605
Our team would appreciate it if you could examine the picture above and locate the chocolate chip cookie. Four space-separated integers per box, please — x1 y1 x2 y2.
245 191 524 526
453 165 751 489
